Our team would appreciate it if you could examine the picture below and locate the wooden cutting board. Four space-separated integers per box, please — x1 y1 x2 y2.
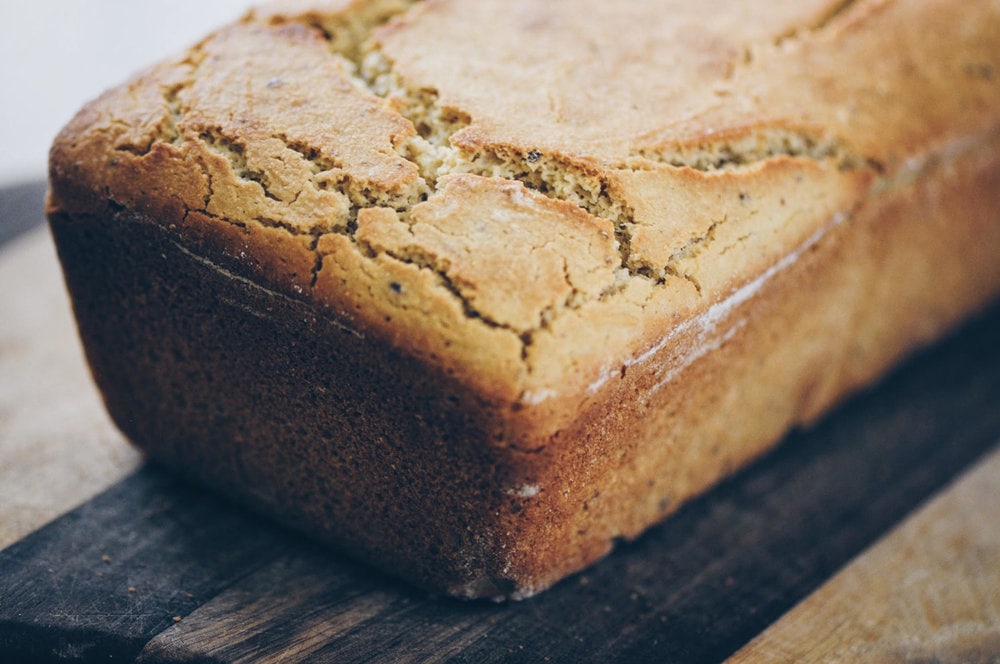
1 186 999 662
731 448 1000 663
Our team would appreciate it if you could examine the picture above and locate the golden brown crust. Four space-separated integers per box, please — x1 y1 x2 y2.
49 0 1000 404
47 0 1000 597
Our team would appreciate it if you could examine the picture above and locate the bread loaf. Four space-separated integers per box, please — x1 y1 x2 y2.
47 0 1000 598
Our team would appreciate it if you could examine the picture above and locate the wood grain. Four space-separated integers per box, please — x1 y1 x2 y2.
0 467 293 662
729 447 1000 663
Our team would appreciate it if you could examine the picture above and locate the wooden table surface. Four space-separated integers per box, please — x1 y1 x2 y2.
1 182 998 663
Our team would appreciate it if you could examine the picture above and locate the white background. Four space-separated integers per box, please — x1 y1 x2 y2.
0 1 253 186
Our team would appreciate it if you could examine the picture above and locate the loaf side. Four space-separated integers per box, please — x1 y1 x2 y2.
47 0 1000 597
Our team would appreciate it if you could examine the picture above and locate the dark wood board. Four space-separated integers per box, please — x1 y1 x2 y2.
728 448 1000 662
2 182 1000 662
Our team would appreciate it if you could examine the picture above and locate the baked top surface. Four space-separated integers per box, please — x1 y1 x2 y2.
48 0 1000 404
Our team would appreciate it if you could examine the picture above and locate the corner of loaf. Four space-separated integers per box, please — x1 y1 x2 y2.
47 0 1000 598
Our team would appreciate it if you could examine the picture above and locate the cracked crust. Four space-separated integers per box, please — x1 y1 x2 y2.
47 0 1000 597
49 0 1000 402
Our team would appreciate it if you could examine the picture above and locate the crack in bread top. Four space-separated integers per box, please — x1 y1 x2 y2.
48 0 1000 404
